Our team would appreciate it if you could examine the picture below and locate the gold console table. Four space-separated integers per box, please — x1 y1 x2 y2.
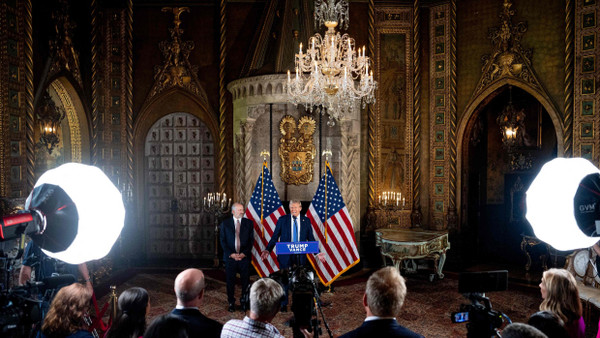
375 228 450 281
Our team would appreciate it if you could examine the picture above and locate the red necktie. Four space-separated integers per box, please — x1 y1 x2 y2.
235 219 241 253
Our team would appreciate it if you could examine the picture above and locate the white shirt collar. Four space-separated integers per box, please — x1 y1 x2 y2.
175 305 199 310
365 316 396 322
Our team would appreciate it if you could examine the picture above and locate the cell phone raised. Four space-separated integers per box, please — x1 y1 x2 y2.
451 311 469 323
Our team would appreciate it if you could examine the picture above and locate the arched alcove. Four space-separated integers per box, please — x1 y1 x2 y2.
458 84 558 267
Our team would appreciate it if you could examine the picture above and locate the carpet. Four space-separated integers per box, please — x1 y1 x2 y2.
98 269 542 337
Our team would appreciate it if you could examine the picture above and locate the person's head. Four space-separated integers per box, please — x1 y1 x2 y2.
501 323 548 338
106 287 150 338
249 278 284 322
41 283 92 336
364 267 407 317
289 200 302 217
174 268 206 308
144 314 189 338
528 311 568 338
539 268 582 324
231 203 244 218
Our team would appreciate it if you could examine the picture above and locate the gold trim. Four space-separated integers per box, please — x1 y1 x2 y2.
51 81 82 163
279 115 316 185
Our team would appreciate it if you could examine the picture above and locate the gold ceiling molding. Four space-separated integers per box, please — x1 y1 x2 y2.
147 7 209 106
48 0 82 86
50 81 82 163
473 0 542 98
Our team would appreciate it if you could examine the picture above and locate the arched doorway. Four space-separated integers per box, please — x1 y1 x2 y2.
34 77 90 178
133 88 220 264
460 85 557 268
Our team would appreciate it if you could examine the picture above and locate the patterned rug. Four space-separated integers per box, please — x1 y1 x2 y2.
97 269 541 337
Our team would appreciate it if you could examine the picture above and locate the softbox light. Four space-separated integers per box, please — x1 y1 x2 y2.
24 163 125 264
526 157 600 251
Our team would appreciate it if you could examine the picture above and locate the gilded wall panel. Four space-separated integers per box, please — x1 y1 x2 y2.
574 0 600 164
429 3 451 230
374 6 413 227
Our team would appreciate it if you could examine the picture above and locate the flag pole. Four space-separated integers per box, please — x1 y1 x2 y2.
324 161 330 244
260 161 266 237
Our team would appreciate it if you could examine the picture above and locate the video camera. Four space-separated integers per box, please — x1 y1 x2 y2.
451 270 511 338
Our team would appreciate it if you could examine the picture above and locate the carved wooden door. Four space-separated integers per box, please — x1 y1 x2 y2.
144 113 215 260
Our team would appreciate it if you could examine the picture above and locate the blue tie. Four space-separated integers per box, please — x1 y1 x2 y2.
293 217 298 242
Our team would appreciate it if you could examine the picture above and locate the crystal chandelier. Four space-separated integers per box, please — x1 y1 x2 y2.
287 0 377 126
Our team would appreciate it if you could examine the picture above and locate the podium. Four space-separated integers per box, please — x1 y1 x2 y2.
275 241 319 255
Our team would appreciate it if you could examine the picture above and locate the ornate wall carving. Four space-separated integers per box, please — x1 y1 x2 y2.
429 3 451 230
50 80 81 163
573 0 600 163
373 6 414 228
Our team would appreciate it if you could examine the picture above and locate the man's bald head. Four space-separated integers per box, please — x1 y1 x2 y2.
174 268 206 307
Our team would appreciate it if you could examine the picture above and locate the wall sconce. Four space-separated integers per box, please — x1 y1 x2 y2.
496 85 525 149
36 91 65 154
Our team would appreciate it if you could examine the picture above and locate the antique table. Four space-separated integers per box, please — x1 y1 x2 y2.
375 228 450 281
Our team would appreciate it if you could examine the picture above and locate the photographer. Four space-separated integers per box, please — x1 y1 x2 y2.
340 267 422 338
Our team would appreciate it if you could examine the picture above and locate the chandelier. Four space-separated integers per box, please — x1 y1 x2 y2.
36 91 66 154
287 0 377 126
496 85 525 149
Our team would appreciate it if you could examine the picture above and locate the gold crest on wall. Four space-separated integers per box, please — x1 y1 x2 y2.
279 115 316 185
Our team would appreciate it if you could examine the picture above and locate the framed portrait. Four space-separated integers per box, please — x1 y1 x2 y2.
435 95 445 107
434 183 444 195
435 43 445 54
434 148 444 160
435 77 444 89
583 12 596 28
435 60 445 72
582 78 595 95
435 112 445 125
582 122 594 138
435 130 445 142
434 166 444 177
434 200 444 213
583 34 595 51
582 144 594 160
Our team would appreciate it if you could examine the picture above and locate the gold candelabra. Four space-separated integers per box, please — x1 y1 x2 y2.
203 192 231 267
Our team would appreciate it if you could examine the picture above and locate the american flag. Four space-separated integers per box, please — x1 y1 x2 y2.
306 164 360 286
245 164 286 277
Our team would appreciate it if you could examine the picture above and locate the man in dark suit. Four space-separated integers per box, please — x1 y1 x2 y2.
171 268 223 337
220 202 254 312
340 267 423 338
260 199 326 312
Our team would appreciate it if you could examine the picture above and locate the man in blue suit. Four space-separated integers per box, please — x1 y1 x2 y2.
260 199 326 312
220 203 254 312
340 267 423 338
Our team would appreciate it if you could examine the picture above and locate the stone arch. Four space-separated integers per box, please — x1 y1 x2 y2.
456 77 563 217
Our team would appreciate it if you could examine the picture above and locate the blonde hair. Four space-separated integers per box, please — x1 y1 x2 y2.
366 267 407 317
42 283 92 337
539 268 582 324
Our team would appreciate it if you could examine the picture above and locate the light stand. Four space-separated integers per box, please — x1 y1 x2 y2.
203 192 231 267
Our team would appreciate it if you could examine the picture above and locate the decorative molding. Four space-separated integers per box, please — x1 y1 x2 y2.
472 0 543 99
227 74 289 102
24 0 34 192
563 0 574 158
447 0 458 229
126 0 134 190
412 0 421 226
147 7 210 107
90 0 99 165
51 81 81 163
48 0 82 86
367 0 376 209
429 3 451 230
340 119 360 232
218 0 227 194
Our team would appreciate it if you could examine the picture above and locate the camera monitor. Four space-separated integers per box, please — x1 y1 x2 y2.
458 270 508 294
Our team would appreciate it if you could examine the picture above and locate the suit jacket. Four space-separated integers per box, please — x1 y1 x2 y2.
339 319 423 338
266 214 315 269
220 217 254 260
171 308 223 338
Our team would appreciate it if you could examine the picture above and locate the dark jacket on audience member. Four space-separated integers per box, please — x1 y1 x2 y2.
171 308 222 337
339 318 424 338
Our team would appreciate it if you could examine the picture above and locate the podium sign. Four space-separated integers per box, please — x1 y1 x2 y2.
275 241 319 255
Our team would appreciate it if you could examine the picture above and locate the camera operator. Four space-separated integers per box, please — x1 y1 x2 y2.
260 200 326 312
340 267 423 338
18 241 93 317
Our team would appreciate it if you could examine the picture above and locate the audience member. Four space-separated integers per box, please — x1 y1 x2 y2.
502 323 548 338
528 311 569 338
171 268 222 337
40 283 93 338
105 287 150 338
539 269 584 338
340 267 423 338
221 278 285 338
144 314 189 338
